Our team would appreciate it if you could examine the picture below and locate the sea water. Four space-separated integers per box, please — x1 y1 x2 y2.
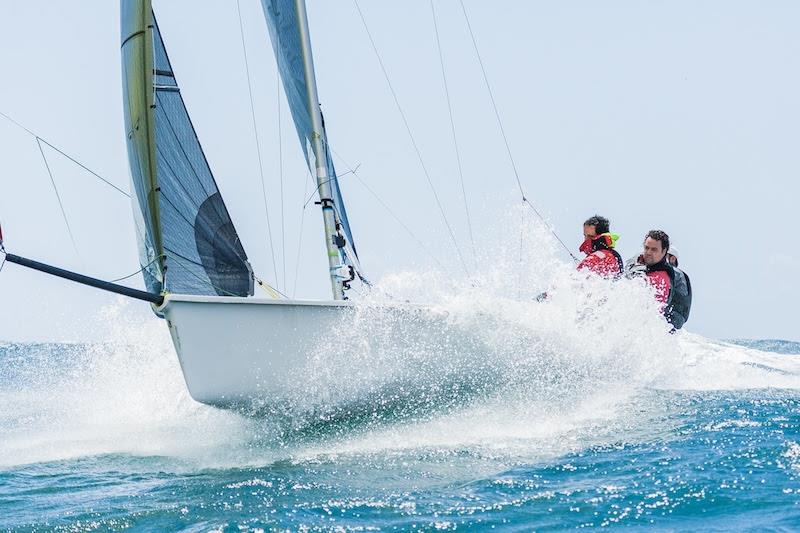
2 221 799 530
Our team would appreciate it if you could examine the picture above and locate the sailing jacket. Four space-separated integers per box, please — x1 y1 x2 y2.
666 267 692 329
644 259 671 304
643 258 692 329
577 233 624 279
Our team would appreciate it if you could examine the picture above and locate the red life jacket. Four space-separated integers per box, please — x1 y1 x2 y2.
628 255 672 304
627 256 690 329
645 269 671 304
577 233 623 278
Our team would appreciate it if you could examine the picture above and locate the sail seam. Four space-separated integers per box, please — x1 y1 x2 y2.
158 190 250 262
155 144 206 213
167 251 247 297
154 93 214 199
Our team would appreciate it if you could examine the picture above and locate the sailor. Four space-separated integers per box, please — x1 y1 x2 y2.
667 246 680 267
577 215 624 279
625 230 692 329
665 245 692 329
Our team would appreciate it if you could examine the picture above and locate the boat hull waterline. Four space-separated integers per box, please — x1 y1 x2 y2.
160 295 447 411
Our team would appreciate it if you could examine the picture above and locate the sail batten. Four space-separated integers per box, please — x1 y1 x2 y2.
121 0 254 298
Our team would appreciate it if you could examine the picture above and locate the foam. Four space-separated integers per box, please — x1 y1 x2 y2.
0 300 257 468
1 212 798 469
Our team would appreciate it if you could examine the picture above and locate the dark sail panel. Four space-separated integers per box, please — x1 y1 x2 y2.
121 0 254 297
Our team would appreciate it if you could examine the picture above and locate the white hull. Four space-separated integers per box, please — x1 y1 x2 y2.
159 294 443 410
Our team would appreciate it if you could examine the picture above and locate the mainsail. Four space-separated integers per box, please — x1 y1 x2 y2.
259 0 363 297
121 0 254 297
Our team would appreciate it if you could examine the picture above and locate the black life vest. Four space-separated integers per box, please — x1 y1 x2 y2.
666 267 692 329
647 259 692 329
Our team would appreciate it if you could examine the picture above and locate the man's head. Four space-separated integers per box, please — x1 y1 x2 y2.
583 215 610 240
642 230 670 266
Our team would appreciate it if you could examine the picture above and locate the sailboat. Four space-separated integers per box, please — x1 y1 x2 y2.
4 0 541 412
117 0 438 409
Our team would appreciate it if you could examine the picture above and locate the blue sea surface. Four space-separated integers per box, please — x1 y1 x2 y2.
1 338 799 531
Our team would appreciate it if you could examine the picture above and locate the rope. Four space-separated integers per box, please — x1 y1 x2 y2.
0 110 130 198
353 0 471 276
108 268 145 284
37 138 81 262
255 276 287 299
236 0 280 286
458 1 578 263
430 0 478 269
107 256 160 284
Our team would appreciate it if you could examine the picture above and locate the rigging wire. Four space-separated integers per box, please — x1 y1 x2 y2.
0 110 143 282
36 138 81 263
277 75 287 292
518 205 526 299
236 0 280 287
331 148 452 276
458 1 578 262
299 167 349 209
292 169 314 298
430 0 478 269
0 110 130 198
352 0 471 276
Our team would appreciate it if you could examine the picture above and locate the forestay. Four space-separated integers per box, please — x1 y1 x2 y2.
121 0 254 297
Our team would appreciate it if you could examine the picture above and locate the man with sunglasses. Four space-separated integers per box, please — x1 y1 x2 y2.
576 215 624 279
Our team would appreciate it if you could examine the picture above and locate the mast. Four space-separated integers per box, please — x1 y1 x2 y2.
294 0 346 300
121 0 164 294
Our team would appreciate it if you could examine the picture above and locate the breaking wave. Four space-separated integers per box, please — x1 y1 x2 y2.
1 213 798 470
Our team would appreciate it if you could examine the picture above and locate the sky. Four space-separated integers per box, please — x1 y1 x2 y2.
0 0 798 342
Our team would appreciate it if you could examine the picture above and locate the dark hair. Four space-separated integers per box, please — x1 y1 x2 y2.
583 215 610 235
645 230 670 252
